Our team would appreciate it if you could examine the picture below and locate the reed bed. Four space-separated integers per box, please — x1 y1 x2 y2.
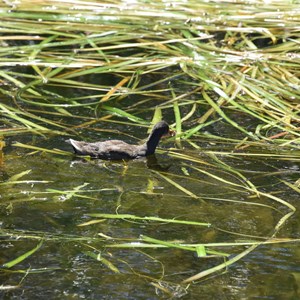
0 0 299 148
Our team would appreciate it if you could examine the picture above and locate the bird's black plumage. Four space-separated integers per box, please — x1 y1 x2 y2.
66 121 172 160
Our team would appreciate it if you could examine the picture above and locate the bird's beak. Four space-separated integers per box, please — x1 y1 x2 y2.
168 129 176 137
163 129 176 138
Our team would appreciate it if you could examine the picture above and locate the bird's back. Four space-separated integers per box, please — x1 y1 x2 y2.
67 139 144 160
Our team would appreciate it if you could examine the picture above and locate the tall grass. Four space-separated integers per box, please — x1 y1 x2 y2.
0 0 299 150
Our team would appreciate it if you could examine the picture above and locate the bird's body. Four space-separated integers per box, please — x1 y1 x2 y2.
66 121 172 160
67 139 147 160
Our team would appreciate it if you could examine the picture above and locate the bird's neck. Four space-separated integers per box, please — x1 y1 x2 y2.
144 132 162 155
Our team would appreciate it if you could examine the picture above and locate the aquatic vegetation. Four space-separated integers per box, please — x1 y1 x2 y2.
0 0 300 298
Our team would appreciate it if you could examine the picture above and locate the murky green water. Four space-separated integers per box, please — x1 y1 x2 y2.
1 120 300 299
0 0 299 296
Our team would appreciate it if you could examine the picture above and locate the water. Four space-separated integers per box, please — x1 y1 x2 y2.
1 123 300 299
0 60 299 298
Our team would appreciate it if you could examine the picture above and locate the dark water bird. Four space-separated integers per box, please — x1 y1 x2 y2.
66 121 173 160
